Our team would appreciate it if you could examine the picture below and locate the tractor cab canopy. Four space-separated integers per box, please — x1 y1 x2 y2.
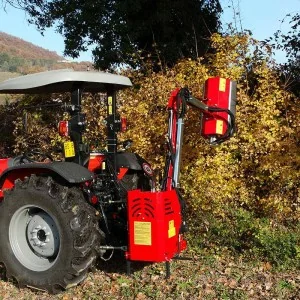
0 69 132 166
0 69 132 94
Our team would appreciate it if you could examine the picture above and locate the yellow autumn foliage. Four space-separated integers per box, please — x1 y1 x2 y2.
119 33 299 222
10 33 299 223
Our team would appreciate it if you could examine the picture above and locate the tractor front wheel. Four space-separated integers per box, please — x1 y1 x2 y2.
0 175 104 293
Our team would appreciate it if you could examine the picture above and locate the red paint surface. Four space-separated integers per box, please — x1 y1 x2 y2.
87 153 105 172
0 159 9 175
117 167 128 180
126 189 186 262
202 77 232 137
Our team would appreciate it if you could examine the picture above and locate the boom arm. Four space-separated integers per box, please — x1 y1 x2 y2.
162 77 236 192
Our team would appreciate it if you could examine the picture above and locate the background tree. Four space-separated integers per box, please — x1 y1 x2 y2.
3 0 222 70
267 13 299 96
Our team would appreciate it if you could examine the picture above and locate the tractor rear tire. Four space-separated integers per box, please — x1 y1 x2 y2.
0 175 105 293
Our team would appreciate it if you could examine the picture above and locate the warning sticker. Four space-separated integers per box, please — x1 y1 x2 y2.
134 221 152 245
219 78 226 92
108 96 113 105
168 220 176 238
216 120 224 135
64 141 75 158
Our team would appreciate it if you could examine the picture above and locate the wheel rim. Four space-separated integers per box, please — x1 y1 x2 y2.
9 205 60 272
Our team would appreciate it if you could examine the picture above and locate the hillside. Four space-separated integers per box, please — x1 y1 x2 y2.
0 71 19 82
0 31 63 60
0 32 92 76
0 32 93 104
0 72 21 103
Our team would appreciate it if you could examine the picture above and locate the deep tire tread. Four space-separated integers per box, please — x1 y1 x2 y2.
71 253 96 274
0 175 105 293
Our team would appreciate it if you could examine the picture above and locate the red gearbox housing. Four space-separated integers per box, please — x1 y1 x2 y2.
126 189 186 262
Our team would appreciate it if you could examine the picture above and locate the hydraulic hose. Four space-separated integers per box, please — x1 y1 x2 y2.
207 106 236 145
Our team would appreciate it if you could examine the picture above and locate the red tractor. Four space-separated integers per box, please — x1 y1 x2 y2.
0 69 236 293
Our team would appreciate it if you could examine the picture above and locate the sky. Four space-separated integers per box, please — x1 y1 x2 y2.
0 0 299 63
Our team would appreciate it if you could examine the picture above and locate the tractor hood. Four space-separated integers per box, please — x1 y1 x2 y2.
0 69 132 94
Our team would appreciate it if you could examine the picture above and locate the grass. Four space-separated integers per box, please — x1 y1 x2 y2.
1 248 298 299
0 208 299 299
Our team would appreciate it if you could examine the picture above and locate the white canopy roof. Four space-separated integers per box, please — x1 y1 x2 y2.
0 69 132 94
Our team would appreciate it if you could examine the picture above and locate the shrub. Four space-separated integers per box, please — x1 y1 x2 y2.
3 33 299 234
188 207 300 268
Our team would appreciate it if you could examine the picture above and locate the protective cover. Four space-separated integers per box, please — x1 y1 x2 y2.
126 189 186 262
0 69 132 94
202 77 236 137
0 161 94 185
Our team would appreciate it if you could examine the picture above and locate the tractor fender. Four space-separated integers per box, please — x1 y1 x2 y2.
0 162 94 195
116 153 150 171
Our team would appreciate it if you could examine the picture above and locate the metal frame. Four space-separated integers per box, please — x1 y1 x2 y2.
0 69 133 172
